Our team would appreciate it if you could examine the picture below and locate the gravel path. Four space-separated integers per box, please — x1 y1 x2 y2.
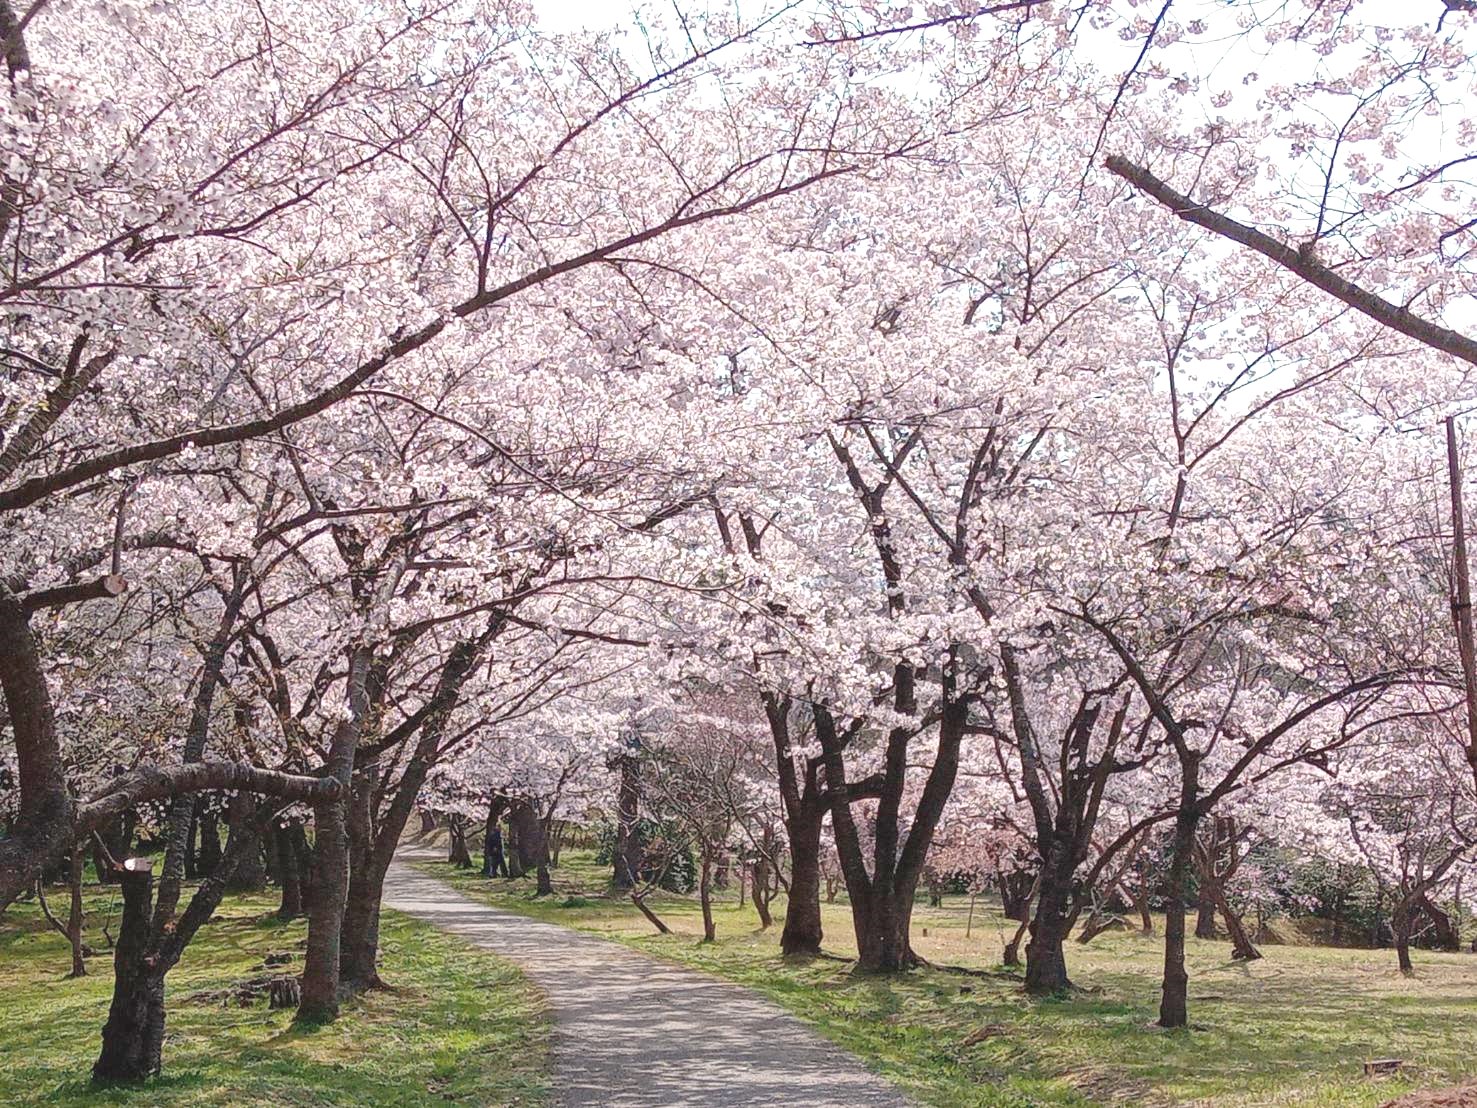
383 848 910 1107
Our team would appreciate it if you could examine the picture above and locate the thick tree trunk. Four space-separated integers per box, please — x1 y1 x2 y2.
298 690 363 1024
508 800 552 894
780 809 824 956
93 862 164 1083
613 753 641 889
224 823 266 893
855 888 916 972
1000 868 1035 922
1194 883 1217 939
1159 809 1198 1029
1025 851 1074 995
338 866 384 992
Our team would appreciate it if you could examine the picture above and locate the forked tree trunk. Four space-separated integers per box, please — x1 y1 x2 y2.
508 800 552 895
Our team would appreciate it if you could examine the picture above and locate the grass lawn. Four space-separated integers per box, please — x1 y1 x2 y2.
0 879 550 1107
424 849 1477 1108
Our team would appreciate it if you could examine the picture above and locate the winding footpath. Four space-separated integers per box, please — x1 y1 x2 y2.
383 847 910 1108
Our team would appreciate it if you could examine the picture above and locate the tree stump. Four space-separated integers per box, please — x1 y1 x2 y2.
268 976 302 1010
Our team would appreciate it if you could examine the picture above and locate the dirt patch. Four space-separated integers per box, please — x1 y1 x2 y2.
1384 1085 1477 1107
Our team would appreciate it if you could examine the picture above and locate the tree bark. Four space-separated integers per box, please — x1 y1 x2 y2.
699 852 716 942
276 821 303 921
1194 884 1217 939
1159 806 1199 1028
1025 845 1074 995
780 808 824 956
1211 881 1261 961
92 861 163 1083
613 751 641 888
750 855 774 929
855 887 916 972
66 845 86 977
1393 901 1415 975
297 644 370 1024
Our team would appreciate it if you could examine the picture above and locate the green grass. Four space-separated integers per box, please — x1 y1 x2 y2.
426 850 1477 1107
0 881 550 1106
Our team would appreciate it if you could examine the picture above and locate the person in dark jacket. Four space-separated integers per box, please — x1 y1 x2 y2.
483 823 510 877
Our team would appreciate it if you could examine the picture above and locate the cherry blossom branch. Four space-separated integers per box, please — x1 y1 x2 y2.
1105 154 1477 368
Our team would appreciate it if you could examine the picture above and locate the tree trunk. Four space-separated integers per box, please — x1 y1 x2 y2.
1419 894 1460 951
508 800 551 894
855 888 916 972
291 824 314 915
66 845 86 977
1025 844 1075 995
999 867 1035 922
1132 881 1154 935
1159 809 1198 1029
750 856 773 929
297 696 362 1024
699 851 715 942
92 862 163 1083
613 753 641 889
196 807 221 878
1211 883 1261 961
276 823 304 920
780 809 824 956
338 864 384 992
447 817 473 868
184 799 200 881
419 810 436 835
1194 882 1217 939
1393 901 1415 975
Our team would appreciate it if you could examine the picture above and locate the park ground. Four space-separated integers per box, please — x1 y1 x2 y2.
6 855 1477 1107
0 877 549 1107
424 849 1477 1108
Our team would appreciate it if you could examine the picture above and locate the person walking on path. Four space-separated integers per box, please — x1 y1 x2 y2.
484 823 510 877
